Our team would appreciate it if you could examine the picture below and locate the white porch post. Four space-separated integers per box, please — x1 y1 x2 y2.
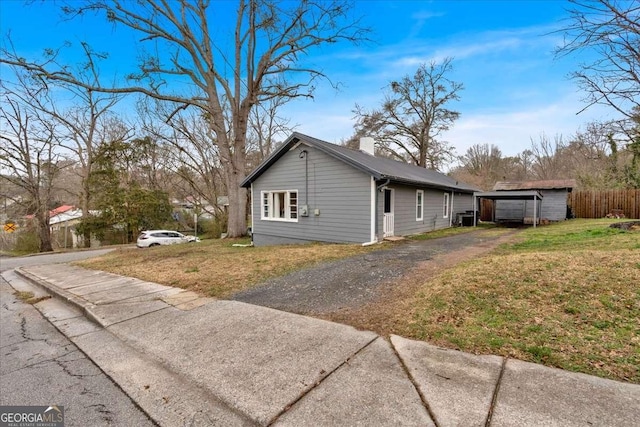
473 194 477 227
370 176 376 242
449 191 454 227
250 183 255 235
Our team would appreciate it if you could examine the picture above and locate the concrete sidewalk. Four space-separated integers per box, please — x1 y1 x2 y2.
5 264 639 426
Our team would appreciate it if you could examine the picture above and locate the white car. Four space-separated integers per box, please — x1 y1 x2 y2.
136 230 200 248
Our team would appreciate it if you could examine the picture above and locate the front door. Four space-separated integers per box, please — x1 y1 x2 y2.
383 188 394 237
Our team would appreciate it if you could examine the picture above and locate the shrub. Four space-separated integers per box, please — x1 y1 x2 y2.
13 231 40 254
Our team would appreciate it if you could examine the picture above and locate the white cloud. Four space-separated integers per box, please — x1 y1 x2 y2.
443 92 617 157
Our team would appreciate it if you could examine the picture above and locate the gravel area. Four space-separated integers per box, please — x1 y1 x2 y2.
231 229 514 315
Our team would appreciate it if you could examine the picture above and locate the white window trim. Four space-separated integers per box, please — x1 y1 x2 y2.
416 190 424 221
261 190 299 222
443 193 450 219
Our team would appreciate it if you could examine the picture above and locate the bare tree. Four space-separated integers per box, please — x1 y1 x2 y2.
0 71 60 252
513 149 535 181
556 0 639 122
353 59 462 170
246 97 295 170
563 121 618 188
1 0 369 237
530 133 570 180
1 42 126 247
457 144 509 190
141 106 228 220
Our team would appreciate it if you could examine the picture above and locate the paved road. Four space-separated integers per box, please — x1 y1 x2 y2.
0 248 115 272
0 276 155 426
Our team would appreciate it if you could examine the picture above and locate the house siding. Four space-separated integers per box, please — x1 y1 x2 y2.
539 189 570 220
452 192 474 217
495 200 528 221
377 184 460 237
251 144 372 245
495 189 568 222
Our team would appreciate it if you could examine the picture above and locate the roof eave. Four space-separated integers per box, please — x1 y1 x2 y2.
384 176 477 193
241 132 384 187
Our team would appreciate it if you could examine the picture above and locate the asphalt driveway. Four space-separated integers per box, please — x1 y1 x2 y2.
231 229 517 315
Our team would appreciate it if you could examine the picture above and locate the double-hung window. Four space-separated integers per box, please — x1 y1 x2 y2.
416 190 424 221
261 190 298 221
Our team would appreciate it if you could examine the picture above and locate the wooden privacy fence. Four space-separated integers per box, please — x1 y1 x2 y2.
569 189 640 219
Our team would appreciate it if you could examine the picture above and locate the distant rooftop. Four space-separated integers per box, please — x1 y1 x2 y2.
493 179 576 191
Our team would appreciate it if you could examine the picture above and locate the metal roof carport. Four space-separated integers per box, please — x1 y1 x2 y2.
473 190 544 228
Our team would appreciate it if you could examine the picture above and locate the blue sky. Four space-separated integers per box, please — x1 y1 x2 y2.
1 1 617 162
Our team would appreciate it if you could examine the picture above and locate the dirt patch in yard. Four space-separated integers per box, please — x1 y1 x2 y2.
320 231 520 335
230 229 519 318
609 220 640 231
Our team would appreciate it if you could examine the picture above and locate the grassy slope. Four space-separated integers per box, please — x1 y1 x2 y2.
402 219 639 383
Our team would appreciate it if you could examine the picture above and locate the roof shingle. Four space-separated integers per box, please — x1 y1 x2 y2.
242 132 478 193
493 180 576 191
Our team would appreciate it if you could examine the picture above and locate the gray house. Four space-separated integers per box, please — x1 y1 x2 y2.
241 132 478 246
489 179 576 223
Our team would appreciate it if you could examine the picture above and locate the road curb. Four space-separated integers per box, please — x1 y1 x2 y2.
14 267 106 328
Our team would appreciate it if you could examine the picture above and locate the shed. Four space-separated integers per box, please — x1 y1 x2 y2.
480 179 576 224
241 132 479 246
473 190 543 227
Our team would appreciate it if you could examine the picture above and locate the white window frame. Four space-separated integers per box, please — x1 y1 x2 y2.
416 190 424 221
261 190 298 222
443 193 450 219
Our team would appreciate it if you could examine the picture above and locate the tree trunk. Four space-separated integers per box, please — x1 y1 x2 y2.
225 167 248 238
81 178 92 248
36 214 53 252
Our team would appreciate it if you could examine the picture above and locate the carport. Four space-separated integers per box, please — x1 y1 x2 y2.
473 190 543 228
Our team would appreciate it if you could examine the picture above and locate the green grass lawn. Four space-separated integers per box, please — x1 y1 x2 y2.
76 238 375 297
75 218 639 383
401 219 639 383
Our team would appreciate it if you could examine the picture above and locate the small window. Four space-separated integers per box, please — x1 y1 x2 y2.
416 190 423 221
443 193 450 218
261 190 298 222
262 192 269 218
289 192 298 219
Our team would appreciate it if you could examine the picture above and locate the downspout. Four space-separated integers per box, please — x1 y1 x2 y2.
299 150 309 207
449 191 454 227
377 178 391 191
473 193 477 227
362 178 390 246
250 183 255 243
375 178 391 237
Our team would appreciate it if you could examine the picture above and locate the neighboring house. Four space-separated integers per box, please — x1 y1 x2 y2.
241 132 478 246
487 179 576 223
175 196 229 220
49 205 84 248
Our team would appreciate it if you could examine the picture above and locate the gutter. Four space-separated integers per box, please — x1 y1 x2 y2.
362 178 391 246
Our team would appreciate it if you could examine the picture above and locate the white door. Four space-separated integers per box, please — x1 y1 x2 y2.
383 188 394 237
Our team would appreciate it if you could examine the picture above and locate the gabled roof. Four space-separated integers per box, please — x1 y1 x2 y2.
241 132 478 193
50 205 75 216
50 208 83 225
493 179 576 191
474 190 543 200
